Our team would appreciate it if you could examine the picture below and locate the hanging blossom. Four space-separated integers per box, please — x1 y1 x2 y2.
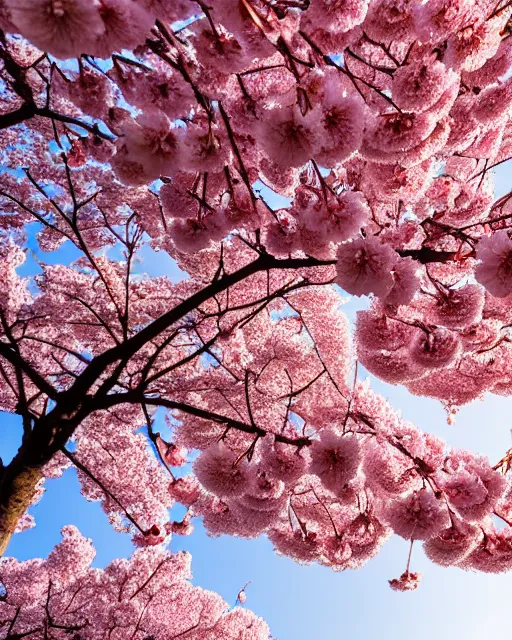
90 0 154 59
193 441 250 499
389 570 423 592
309 431 361 494
6 0 106 59
335 236 398 297
476 231 512 298
392 56 455 114
256 103 322 168
379 489 450 541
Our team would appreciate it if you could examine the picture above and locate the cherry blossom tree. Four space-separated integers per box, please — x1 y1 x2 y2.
2 2 512 626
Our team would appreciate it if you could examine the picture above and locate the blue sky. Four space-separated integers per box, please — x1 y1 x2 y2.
2 163 512 639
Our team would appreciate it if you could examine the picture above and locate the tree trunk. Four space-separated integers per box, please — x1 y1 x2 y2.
0 464 42 556
0 404 94 556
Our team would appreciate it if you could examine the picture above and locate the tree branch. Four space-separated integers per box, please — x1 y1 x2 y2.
95 391 312 448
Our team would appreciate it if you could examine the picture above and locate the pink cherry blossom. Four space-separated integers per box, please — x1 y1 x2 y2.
326 190 370 242
193 442 250 500
428 284 485 329
392 57 455 114
309 431 361 493
476 231 512 298
259 435 308 483
409 327 462 370
7 0 105 59
463 527 512 574
363 0 416 41
113 109 182 183
315 92 365 166
424 520 480 566
46 525 95 586
303 0 370 33
256 104 321 168
336 236 397 297
473 79 512 126
389 570 423 591
380 489 450 541
359 346 428 384
413 0 480 44
90 0 154 59
440 469 504 522
384 257 420 307
268 526 321 564
356 308 418 351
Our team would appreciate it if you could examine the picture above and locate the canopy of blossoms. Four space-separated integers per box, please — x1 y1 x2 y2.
1 2 512 631
0 525 271 639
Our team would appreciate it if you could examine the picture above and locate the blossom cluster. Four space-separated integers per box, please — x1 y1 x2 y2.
162 304 512 576
0 525 272 639
1 0 511 268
